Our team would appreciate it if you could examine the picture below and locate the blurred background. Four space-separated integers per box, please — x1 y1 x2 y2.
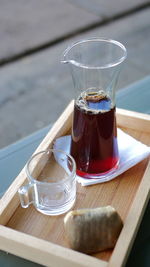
0 0 149 148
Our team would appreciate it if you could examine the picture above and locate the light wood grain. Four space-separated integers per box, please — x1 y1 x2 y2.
108 160 150 267
0 225 106 267
0 104 150 266
0 100 74 225
116 108 150 133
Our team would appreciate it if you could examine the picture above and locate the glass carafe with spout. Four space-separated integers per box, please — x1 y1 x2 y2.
62 38 127 179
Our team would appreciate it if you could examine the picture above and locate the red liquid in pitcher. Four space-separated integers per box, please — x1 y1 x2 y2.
70 90 119 178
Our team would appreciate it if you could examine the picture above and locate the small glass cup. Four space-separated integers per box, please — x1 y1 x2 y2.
18 149 76 216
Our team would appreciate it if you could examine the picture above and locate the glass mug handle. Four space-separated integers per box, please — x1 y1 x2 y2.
18 183 35 208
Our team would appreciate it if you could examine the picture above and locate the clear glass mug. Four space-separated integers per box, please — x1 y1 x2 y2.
62 38 127 179
18 149 76 216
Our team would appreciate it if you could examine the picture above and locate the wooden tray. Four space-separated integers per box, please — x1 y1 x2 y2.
0 100 150 267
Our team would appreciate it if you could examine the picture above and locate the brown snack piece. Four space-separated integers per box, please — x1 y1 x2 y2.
64 206 123 254
83 90 106 103
85 94 106 103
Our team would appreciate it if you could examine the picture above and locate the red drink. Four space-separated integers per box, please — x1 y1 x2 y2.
70 90 119 178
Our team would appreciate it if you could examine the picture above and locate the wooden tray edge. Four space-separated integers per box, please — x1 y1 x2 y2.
116 108 150 133
0 225 107 267
0 100 74 225
108 159 150 267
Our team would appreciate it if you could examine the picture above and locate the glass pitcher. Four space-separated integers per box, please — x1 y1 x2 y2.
62 38 127 179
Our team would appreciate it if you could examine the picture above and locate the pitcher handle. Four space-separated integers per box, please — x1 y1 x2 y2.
18 183 34 208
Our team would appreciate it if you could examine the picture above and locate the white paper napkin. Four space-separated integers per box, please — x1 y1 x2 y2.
53 129 150 186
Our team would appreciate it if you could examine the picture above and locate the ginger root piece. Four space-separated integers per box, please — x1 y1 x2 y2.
64 206 123 254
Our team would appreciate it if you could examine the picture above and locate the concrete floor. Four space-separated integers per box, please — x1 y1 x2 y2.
0 0 149 148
